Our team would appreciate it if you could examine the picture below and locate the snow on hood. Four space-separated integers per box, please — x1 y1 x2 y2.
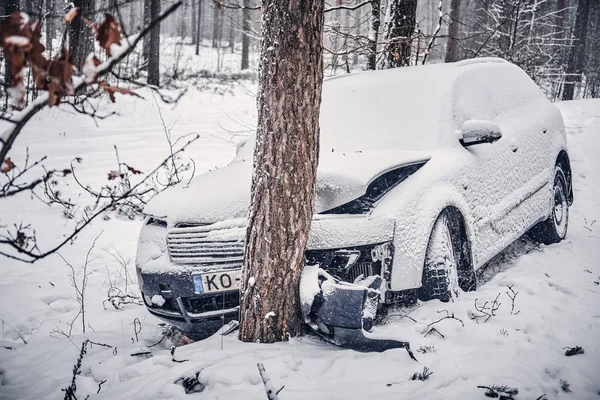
144 150 430 224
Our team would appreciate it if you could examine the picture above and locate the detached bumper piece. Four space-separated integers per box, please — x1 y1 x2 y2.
300 266 415 357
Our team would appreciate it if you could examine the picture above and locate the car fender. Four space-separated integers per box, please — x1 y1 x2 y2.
387 183 474 291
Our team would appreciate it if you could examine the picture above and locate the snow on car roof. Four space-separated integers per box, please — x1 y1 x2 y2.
236 58 514 159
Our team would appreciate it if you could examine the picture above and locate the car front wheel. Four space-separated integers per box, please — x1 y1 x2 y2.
418 208 474 302
529 166 569 245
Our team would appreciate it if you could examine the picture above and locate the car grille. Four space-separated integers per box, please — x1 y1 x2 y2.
167 221 246 267
188 291 240 314
347 261 375 283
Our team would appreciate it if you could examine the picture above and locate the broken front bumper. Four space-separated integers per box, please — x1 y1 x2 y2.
300 265 412 353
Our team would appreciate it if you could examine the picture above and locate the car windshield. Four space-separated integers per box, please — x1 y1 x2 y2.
235 65 449 161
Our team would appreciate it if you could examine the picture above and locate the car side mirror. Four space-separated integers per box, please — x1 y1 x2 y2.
459 120 502 147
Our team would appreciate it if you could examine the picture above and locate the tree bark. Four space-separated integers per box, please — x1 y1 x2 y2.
380 0 418 68
241 0 251 69
239 0 324 343
45 0 55 58
366 0 381 70
228 9 235 53
142 0 151 70
195 0 202 55
68 0 96 69
562 0 591 100
3 0 19 92
445 0 461 62
212 2 221 48
191 0 197 44
147 0 161 85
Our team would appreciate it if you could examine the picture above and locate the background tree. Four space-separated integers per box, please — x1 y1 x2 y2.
562 0 591 100
147 0 160 85
2 0 19 94
69 0 96 69
241 0 251 69
380 0 418 68
445 0 461 62
239 0 325 343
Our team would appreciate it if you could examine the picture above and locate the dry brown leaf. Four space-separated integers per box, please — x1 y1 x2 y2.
125 165 143 175
95 14 121 56
107 170 123 180
63 7 79 24
1 158 16 173
99 81 142 102
216 1 222 11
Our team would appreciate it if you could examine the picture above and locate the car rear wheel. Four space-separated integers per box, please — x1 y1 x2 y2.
529 166 569 245
418 209 474 302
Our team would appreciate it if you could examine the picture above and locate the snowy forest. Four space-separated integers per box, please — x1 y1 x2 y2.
0 0 599 399
1 0 599 111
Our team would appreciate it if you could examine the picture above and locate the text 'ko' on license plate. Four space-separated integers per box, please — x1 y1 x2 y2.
193 270 242 294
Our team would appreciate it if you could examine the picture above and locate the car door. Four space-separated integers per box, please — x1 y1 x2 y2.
478 65 556 244
450 65 528 267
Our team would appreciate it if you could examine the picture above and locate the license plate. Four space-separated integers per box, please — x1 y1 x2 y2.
193 270 242 294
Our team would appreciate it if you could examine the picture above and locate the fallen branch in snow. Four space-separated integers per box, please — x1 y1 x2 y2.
424 327 445 339
0 318 27 344
257 363 284 400
469 293 502 323
563 346 584 356
103 287 143 311
410 366 433 381
560 379 571 393
505 286 521 315
427 310 465 328
170 345 189 363
130 351 152 357
477 385 519 399
96 379 107 394
175 371 205 394
62 340 89 400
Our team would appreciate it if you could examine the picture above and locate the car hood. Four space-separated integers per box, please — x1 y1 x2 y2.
144 150 430 225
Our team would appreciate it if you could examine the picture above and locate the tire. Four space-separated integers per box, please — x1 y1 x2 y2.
418 208 475 302
529 166 569 245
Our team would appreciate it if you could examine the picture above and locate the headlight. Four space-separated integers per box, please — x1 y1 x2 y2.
321 162 426 214
305 242 393 284
146 217 167 227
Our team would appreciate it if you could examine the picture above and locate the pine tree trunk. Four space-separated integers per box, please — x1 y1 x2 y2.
45 0 55 58
68 0 95 69
3 0 19 92
380 0 418 68
562 0 591 100
191 0 197 44
239 0 324 344
147 0 161 86
241 0 251 69
228 9 235 53
212 3 220 48
366 0 381 70
445 0 461 62
195 0 202 55
142 0 151 70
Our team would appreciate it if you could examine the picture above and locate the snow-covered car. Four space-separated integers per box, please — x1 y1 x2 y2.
136 58 572 346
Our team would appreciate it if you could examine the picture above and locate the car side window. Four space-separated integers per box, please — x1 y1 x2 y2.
452 72 493 129
452 64 545 132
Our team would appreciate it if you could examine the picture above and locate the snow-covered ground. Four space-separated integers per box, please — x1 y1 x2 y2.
0 89 598 399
